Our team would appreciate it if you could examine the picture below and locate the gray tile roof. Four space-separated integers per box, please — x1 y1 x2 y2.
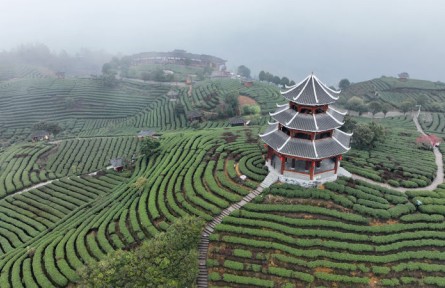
229 116 245 125
186 110 203 118
261 129 351 159
280 137 317 158
260 122 278 136
110 158 124 168
333 129 352 148
281 74 339 106
260 129 288 151
271 107 344 132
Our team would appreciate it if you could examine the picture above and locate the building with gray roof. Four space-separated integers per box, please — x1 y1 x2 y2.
260 73 352 185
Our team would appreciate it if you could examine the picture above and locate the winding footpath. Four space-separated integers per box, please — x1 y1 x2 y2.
197 170 279 288
352 110 443 192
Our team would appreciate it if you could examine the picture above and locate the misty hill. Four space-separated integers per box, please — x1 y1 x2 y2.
0 44 112 79
339 76 445 112
0 74 279 145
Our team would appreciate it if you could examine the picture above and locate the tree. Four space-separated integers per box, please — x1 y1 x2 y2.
352 122 386 148
140 137 160 156
381 103 391 118
237 65 251 78
223 91 239 117
101 72 118 87
416 94 428 107
341 115 357 133
346 96 364 112
416 134 441 150
32 121 62 136
368 121 385 144
79 216 204 287
272 76 281 85
353 124 374 148
280 77 290 87
339 78 351 90
265 72 274 83
242 104 261 115
101 63 113 75
400 100 414 115
368 101 382 118
174 103 185 115
289 80 296 86
259 71 266 81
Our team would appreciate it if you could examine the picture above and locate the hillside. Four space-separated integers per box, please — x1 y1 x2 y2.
1 61 445 287
0 76 281 145
339 76 445 112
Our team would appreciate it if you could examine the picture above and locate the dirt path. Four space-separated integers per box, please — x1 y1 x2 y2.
197 169 279 288
351 109 443 192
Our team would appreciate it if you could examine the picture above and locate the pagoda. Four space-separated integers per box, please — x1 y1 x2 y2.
260 73 352 185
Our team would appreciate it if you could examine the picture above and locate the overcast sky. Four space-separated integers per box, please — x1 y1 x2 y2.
1 0 444 85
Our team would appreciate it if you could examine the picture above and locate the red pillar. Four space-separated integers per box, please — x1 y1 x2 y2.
334 158 339 173
266 146 273 160
309 161 315 180
280 156 286 174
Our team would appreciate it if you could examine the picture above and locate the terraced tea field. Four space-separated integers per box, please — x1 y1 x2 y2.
208 180 445 287
0 127 268 287
343 115 436 188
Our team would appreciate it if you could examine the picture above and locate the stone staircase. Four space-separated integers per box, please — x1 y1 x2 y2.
197 170 279 288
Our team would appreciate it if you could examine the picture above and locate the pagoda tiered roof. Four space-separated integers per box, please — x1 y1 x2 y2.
281 74 340 105
270 104 346 132
260 124 351 160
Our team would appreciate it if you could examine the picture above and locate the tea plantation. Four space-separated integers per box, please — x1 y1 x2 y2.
1 70 445 287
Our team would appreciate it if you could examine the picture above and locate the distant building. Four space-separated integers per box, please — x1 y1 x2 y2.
131 50 226 69
210 70 231 78
398 72 409 81
55 71 65 79
31 130 50 142
110 158 124 172
229 116 247 127
242 80 254 87
186 110 203 122
137 130 156 139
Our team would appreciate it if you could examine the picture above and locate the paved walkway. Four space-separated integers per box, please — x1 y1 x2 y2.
197 170 279 288
351 109 443 192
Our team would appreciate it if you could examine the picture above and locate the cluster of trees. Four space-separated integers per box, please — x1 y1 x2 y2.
341 116 386 148
79 216 204 287
0 43 112 77
345 97 393 117
338 79 351 90
237 65 251 78
258 71 296 87
32 121 62 136
354 121 386 148
218 92 239 118
139 137 160 156
140 68 175 82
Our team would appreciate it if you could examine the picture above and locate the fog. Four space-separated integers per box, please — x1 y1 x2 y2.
1 0 444 85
